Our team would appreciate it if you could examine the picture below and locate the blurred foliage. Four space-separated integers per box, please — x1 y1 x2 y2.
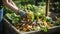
50 0 60 13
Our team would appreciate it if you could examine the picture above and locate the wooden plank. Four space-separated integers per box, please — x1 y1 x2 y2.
46 0 50 16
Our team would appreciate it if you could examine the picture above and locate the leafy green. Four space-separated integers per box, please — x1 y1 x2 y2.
41 26 48 32
5 13 19 24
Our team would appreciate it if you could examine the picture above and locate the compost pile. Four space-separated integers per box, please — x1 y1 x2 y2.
5 9 60 32
4 0 60 32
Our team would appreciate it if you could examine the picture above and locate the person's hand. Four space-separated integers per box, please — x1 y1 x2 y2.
19 10 27 18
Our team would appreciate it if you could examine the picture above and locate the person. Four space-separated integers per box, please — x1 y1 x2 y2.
0 0 26 34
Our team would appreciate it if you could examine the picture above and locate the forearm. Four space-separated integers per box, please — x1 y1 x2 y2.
9 0 17 8
3 0 19 14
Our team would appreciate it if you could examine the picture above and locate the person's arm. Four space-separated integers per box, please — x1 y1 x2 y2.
2 0 19 14
3 0 27 18
8 0 17 8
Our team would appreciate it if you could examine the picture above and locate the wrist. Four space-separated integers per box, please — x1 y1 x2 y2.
16 9 22 15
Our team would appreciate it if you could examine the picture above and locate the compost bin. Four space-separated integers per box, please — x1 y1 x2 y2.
3 18 60 34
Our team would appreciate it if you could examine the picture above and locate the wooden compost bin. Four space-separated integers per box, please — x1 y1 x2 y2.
3 18 60 34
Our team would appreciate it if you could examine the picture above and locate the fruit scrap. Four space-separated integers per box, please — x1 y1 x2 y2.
15 26 20 29
23 28 27 31
43 20 50 28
